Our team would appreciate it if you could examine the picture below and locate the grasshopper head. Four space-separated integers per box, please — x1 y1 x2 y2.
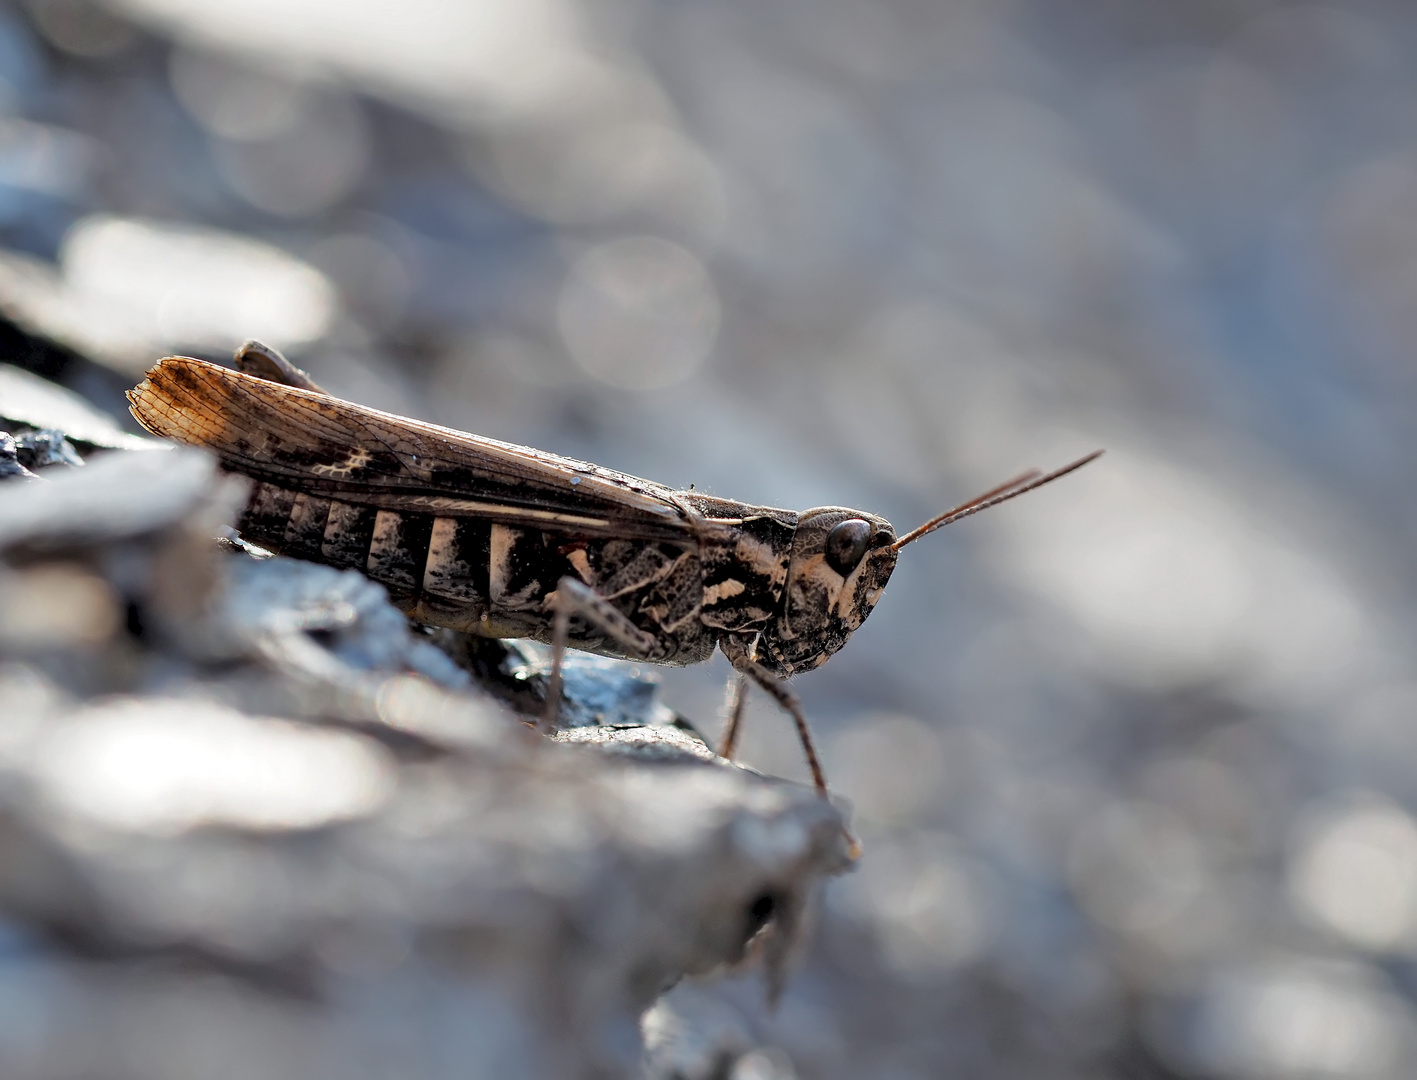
757 508 898 675
751 451 1105 676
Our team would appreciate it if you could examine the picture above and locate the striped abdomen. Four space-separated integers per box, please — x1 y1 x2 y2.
235 481 715 663
239 480 495 633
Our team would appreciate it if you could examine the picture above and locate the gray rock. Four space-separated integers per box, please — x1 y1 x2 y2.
642 984 756 1079
0 432 38 482
0 423 852 1079
13 429 84 470
0 364 158 452
552 722 719 763
0 666 850 1080
507 642 678 730
0 445 240 553
220 554 473 691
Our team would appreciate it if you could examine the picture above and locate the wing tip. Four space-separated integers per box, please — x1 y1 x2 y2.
127 355 224 441
138 353 197 378
126 376 166 439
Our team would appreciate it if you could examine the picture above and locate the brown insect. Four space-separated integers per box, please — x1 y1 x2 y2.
129 341 1100 824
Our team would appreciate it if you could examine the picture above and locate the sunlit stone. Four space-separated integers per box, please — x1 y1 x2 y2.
0 215 336 372
36 699 394 833
62 215 336 356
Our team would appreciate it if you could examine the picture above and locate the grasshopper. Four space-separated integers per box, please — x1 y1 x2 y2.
128 342 1099 809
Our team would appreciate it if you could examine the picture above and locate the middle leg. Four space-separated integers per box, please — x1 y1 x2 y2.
541 575 660 731
718 673 749 760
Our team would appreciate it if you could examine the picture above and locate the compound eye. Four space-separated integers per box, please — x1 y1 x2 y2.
824 518 871 576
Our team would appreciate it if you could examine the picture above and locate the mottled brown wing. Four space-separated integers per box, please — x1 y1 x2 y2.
127 355 696 542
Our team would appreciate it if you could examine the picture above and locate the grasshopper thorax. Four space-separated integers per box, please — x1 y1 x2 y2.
756 507 898 675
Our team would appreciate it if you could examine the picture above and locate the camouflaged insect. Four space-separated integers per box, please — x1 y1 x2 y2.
128 342 1099 807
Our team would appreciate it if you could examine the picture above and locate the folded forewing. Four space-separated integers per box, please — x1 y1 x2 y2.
128 355 697 542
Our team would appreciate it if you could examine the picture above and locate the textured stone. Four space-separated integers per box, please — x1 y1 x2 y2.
12 429 84 470
0 438 851 1080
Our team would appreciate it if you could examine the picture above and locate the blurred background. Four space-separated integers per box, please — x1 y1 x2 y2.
3 0 1417 1076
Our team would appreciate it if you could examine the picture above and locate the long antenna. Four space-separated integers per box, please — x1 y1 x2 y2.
892 450 1104 551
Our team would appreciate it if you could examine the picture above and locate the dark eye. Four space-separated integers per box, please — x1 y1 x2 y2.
824 518 871 576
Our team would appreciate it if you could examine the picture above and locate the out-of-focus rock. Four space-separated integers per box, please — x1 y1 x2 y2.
0 666 849 1078
642 984 756 1080
0 446 243 686
0 444 232 554
0 364 157 451
0 218 336 376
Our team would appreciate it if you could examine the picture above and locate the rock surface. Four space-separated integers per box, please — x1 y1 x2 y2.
0 436 852 1079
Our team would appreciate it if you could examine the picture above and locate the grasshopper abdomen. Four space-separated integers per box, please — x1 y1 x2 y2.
234 477 718 660
240 479 465 617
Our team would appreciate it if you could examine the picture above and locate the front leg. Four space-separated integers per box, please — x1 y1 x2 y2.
733 658 830 802
719 641 859 859
541 576 663 731
716 635 829 799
